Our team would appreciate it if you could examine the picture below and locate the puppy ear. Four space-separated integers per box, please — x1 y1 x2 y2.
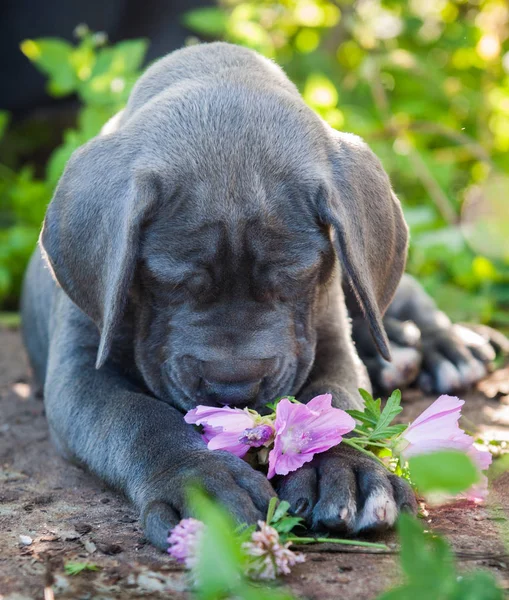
318 130 408 361
40 133 158 369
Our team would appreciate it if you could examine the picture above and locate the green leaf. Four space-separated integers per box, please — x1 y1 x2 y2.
359 388 382 418
370 390 403 436
188 487 246 600
21 38 78 97
351 389 403 443
452 571 503 600
188 487 298 600
111 39 148 73
78 105 114 138
182 7 228 37
374 424 407 439
378 585 439 600
46 129 84 185
272 500 291 523
274 516 304 533
90 47 116 77
397 514 455 587
359 388 378 408
266 496 278 524
381 516 503 598
64 562 100 576
409 450 479 496
347 409 373 424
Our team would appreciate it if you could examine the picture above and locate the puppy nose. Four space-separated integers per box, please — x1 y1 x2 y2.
203 380 261 407
199 358 276 406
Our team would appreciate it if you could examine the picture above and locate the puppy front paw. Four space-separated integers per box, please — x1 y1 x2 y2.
274 444 416 534
140 450 277 550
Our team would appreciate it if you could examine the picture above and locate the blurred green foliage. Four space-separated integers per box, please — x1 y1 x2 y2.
379 513 502 599
184 0 509 329
182 481 502 599
0 26 148 308
1 4 509 329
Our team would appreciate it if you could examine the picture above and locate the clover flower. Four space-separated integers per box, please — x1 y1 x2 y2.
267 394 356 478
243 521 305 580
167 518 204 569
168 518 305 581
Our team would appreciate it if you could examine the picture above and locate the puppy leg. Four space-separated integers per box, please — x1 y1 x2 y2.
275 276 417 532
352 315 422 394
45 297 275 550
386 274 506 394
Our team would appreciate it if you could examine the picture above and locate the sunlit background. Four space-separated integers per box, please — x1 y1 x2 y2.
1 0 508 330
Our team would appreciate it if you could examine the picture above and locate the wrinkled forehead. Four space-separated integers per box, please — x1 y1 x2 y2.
141 204 330 279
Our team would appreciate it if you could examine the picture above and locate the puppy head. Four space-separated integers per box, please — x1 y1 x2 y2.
40 75 407 413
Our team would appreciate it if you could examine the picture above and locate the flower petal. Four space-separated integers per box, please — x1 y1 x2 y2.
267 443 315 477
402 437 474 460
468 445 492 471
185 405 255 432
267 395 355 478
206 431 250 457
407 395 464 431
306 393 333 413
463 474 489 503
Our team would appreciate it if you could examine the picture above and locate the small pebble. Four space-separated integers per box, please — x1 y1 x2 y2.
19 535 33 546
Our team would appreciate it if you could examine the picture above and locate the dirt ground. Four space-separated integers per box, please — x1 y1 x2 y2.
2 325 509 600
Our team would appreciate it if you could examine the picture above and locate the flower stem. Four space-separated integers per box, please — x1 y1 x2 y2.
266 497 278 524
353 428 370 436
342 439 386 466
352 439 388 449
286 536 388 550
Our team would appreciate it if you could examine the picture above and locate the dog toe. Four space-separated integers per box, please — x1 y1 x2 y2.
355 488 398 532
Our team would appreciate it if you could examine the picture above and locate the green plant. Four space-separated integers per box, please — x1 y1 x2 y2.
2 6 509 321
184 0 509 330
0 26 148 309
64 561 100 576
378 514 502 600
189 488 296 600
181 444 503 600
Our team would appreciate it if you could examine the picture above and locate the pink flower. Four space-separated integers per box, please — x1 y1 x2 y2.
243 521 305 580
184 405 274 458
267 394 355 479
399 395 492 502
167 518 204 569
461 474 489 503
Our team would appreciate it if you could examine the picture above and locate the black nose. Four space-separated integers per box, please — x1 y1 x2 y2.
199 358 276 406
202 380 261 407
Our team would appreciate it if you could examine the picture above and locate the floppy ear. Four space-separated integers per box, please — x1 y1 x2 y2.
318 130 408 361
40 133 159 369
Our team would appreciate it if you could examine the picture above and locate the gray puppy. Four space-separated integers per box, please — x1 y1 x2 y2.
21 42 495 550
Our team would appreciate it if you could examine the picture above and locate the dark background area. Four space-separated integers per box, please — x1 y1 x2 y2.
1 0 211 116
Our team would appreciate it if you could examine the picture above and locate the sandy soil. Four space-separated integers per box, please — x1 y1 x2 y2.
2 324 509 600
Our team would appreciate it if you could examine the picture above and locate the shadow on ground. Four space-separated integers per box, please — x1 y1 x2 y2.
2 325 509 599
